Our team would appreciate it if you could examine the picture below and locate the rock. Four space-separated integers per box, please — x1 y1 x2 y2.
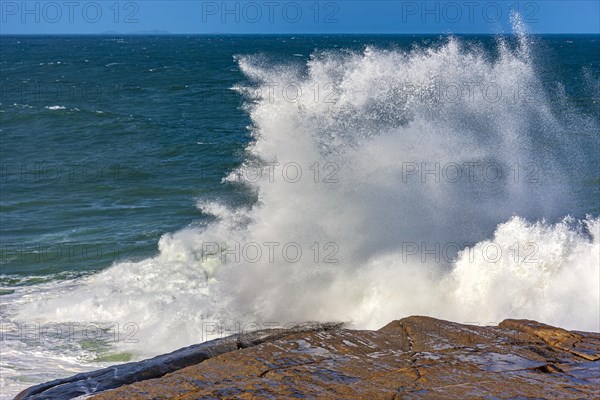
499 319 600 361
16 317 599 399
14 322 341 400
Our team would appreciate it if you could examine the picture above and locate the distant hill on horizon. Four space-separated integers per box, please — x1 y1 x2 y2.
101 30 172 35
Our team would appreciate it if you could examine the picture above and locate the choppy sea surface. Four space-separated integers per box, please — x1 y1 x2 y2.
1 31 599 398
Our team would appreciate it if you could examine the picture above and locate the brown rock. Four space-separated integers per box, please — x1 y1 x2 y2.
500 318 600 361
85 316 599 400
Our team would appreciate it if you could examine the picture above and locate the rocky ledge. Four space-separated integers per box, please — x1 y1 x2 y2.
16 316 599 399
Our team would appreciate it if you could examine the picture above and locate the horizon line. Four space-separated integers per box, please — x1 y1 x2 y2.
2 32 599 36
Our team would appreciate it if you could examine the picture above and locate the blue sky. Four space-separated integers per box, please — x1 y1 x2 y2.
1 1 599 34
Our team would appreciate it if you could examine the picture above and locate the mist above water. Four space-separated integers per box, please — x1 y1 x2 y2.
12 22 600 363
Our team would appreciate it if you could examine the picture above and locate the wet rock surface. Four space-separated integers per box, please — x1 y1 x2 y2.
14 323 340 400
16 317 600 399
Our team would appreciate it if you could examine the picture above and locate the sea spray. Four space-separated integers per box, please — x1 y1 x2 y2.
7 22 600 366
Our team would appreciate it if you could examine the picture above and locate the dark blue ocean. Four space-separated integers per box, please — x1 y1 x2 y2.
1 34 598 279
0 34 598 397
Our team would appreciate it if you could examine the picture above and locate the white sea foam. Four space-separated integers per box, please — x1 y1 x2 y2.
1 18 598 398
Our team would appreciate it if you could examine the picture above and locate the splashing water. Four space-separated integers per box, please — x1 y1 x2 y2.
2 21 599 398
